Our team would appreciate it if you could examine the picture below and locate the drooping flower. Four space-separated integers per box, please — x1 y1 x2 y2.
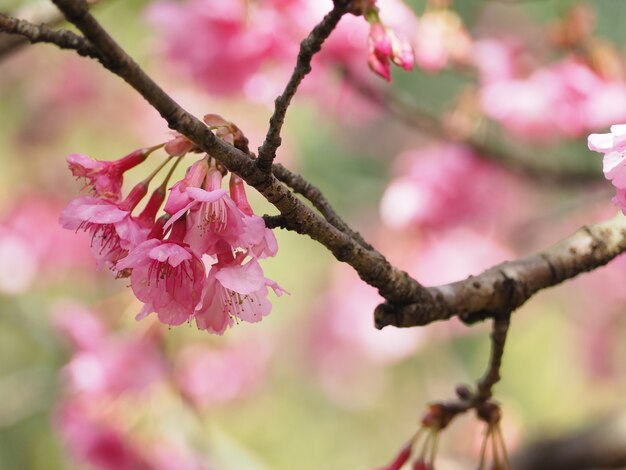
194 241 285 334
116 219 206 326
67 148 152 201
167 166 245 255
59 189 148 270
229 174 278 258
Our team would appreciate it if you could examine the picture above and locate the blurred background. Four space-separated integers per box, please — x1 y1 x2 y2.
1 0 626 468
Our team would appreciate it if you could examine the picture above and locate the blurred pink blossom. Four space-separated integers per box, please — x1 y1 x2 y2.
147 0 417 99
308 265 425 405
410 228 513 286
413 9 472 72
146 0 287 95
175 339 272 408
380 144 520 232
57 400 152 470
0 197 93 293
56 307 166 397
478 52 626 139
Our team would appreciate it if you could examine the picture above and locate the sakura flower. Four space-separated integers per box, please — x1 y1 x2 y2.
168 166 245 255
116 225 206 326
588 125 626 212
59 193 147 270
194 242 285 334
67 148 151 201
229 174 278 258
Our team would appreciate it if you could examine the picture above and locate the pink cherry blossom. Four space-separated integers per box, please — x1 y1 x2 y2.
194 242 284 334
116 236 206 326
168 167 245 255
588 124 626 212
59 195 147 270
229 174 278 258
67 149 149 201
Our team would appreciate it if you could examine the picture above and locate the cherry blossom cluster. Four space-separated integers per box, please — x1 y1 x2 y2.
588 125 626 213
60 115 284 335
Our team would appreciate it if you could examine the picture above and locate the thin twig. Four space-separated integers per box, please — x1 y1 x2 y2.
476 313 511 401
272 163 373 249
0 14 99 59
0 0 102 59
256 3 349 173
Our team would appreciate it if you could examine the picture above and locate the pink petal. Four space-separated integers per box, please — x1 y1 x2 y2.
214 259 265 294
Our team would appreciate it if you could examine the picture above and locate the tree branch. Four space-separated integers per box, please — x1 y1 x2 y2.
272 163 373 249
0 14 99 59
256 3 349 173
0 0 101 59
375 214 626 328
476 313 511 401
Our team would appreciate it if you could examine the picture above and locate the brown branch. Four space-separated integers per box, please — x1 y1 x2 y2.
420 315 512 430
476 313 511 401
375 214 626 328
0 0 101 59
256 2 349 173
512 411 626 470
272 163 373 249
343 69 602 187
49 0 432 307
0 14 99 59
